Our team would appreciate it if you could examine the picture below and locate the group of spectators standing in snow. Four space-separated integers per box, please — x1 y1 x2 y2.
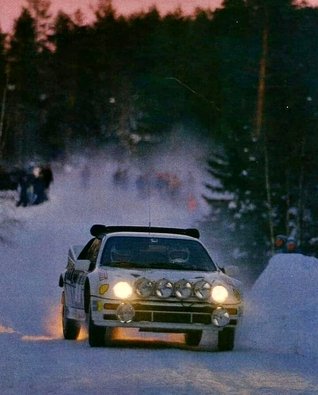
274 234 300 254
16 164 54 207
112 165 199 213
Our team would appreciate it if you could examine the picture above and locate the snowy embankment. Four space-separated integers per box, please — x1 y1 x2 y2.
236 253 318 358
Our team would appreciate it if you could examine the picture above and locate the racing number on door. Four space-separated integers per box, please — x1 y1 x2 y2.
74 272 86 308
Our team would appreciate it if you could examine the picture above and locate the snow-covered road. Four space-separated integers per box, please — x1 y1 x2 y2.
1 334 317 395
1 157 318 394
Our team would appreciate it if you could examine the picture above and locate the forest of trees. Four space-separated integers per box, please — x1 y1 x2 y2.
1 0 318 268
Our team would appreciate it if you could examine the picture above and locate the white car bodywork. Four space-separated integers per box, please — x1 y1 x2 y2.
59 225 243 349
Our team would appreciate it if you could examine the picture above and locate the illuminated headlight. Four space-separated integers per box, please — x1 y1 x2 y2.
116 303 135 323
193 280 211 300
135 277 154 298
155 278 173 298
211 285 229 303
212 307 230 327
113 282 133 299
174 279 192 299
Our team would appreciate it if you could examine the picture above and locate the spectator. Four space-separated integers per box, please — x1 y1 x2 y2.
41 165 54 191
274 234 287 253
286 237 300 253
16 170 31 207
32 166 47 205
187 193 198 213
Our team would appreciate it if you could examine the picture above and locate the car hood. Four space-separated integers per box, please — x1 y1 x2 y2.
102 267 224 282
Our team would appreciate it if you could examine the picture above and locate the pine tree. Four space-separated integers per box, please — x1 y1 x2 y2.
202 0 308 265
6 8 41 161
26 0 52 51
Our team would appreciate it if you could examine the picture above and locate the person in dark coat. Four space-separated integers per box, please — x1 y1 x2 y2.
286 237 300 253
41 165 54 190
31 166 46 205
274 234 287 253
40 165 54 200
16 170 31 207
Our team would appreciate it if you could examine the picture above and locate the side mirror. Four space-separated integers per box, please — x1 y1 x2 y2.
74 259 91 272
223 265 239 277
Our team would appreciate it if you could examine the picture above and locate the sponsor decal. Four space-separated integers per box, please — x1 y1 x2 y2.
99 284 109 295
99 271 108 281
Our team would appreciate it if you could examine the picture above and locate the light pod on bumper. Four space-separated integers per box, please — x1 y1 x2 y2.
155 278 173 298
174 279 192 299
135 277 154 298
193 280 211 300
116 303 135 323
212 307 230 327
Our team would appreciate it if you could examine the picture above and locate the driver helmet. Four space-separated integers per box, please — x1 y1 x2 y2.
168 247 190 263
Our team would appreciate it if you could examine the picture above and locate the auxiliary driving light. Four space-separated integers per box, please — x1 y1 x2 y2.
193 280 211 300
211 285 229 303
155 278 173 298
212 307 230 327
113 281 133 299
116 303 135 323
135 277 154 298
174 279 192 299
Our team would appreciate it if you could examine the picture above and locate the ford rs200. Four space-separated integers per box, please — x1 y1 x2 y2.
59 225 243 350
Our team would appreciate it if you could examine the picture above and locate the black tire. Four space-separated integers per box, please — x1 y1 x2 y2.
218 327 235 351
104 327 114 346
88 307 106 347
184 330 202 346
62 305 81 340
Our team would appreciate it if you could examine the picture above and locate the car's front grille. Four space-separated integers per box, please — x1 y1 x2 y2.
103 302 237 325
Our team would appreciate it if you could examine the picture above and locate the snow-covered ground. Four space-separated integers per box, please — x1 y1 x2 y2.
0 155 318 394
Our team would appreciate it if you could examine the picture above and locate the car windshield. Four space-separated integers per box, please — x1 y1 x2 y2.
100 236 217 272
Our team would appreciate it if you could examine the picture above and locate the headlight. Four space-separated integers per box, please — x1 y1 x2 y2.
135 277 154 298
174 279 192 299
113 281 133 299
155 278 173 298
211 285 229 303
193 280 211 300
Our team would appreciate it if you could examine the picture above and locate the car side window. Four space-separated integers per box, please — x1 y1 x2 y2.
78 238 95 260
86 238 102 271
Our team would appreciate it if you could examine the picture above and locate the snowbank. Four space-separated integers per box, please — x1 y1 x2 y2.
236 253 318 357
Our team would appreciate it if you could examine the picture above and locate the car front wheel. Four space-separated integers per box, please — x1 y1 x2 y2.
104 327 114 346
62 304 81 340
218 327 235 351
184 330 202 346
88 307 106 347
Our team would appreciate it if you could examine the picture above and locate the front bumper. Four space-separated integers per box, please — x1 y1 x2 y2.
91 297 241 332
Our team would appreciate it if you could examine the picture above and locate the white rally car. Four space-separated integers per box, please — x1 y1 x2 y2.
59 225 243 350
